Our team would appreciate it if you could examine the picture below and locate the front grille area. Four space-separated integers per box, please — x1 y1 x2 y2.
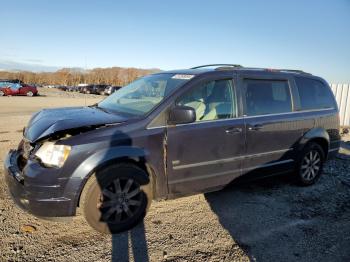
17 139 36 171
17 154 27 171
22 140 34 159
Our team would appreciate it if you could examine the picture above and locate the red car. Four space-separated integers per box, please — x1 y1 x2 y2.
0 79 38 96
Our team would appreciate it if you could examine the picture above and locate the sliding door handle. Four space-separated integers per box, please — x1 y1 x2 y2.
248 124 263 131
226 127 242 134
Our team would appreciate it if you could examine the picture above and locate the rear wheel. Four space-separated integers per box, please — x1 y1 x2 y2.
26 91 34 97
296 142 325 185
80 163 152 234
0 91 4 96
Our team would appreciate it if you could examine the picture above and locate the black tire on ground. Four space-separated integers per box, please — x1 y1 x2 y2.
296 142 325 186
80 163 152 234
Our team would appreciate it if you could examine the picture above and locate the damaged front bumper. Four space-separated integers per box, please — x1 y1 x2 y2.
4 150 77 219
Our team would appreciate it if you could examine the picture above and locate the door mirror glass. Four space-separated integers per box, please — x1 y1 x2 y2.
168 105 196 125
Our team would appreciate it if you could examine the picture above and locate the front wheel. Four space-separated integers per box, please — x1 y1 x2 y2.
0 91 5 96
296 142 325 186
80 163 152 234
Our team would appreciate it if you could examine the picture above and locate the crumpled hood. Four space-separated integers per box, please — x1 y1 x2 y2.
24 106 128 142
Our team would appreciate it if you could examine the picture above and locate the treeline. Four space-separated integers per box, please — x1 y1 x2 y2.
0 67 160 86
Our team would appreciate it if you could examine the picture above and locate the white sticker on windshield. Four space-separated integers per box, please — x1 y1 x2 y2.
171 74 195 80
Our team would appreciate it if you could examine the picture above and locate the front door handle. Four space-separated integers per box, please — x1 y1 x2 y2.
226 127 242 134
248 124 263 131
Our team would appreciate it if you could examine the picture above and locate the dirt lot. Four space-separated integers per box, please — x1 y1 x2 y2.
0 89 350 262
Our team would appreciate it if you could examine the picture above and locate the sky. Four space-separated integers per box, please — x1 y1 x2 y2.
1 0 349 82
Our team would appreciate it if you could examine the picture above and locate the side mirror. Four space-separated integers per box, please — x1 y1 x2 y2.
168 105 196 125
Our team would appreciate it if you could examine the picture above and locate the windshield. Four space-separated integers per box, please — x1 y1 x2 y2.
98 73 193 115
0 82 21 89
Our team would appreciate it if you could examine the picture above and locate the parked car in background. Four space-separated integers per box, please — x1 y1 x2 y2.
66 86 79 92
80 84 109 95
104 85 122 95
80 85 94 94
56 86 69 91
77 84 88 91
0 79 38 96
93 85 108 95
68 86 83 92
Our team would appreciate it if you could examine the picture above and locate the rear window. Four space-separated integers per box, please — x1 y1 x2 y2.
295 77 336 110
244 79 292 116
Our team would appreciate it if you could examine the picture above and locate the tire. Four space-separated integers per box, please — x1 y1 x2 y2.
80 163 152 234
26 91 34 97
296 142 325 186
0 91 4 96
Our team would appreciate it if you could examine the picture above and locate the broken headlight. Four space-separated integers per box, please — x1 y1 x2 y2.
35 142 71 168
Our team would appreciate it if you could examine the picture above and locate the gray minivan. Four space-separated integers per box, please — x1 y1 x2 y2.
4 64 340 234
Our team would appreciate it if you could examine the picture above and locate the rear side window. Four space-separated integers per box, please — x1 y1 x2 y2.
244 79 292 116
295 77 336 110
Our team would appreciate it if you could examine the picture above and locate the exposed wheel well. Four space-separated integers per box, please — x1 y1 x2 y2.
77 157 155 207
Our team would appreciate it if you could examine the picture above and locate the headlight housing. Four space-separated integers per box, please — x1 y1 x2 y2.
35 142 71 168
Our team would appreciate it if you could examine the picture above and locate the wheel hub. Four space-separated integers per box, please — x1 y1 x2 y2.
301 150 321 181
98 178 142 223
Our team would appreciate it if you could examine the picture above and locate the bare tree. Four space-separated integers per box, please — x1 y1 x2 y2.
0 67 160 86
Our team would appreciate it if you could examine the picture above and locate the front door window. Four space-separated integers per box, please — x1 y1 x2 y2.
177 79 236 121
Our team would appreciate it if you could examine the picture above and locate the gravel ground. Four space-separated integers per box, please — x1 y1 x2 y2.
0 90 349 262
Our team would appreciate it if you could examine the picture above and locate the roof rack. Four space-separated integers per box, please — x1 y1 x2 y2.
190 65 311 75
241 67 312 75
191 64 243 69
277 69 312 75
